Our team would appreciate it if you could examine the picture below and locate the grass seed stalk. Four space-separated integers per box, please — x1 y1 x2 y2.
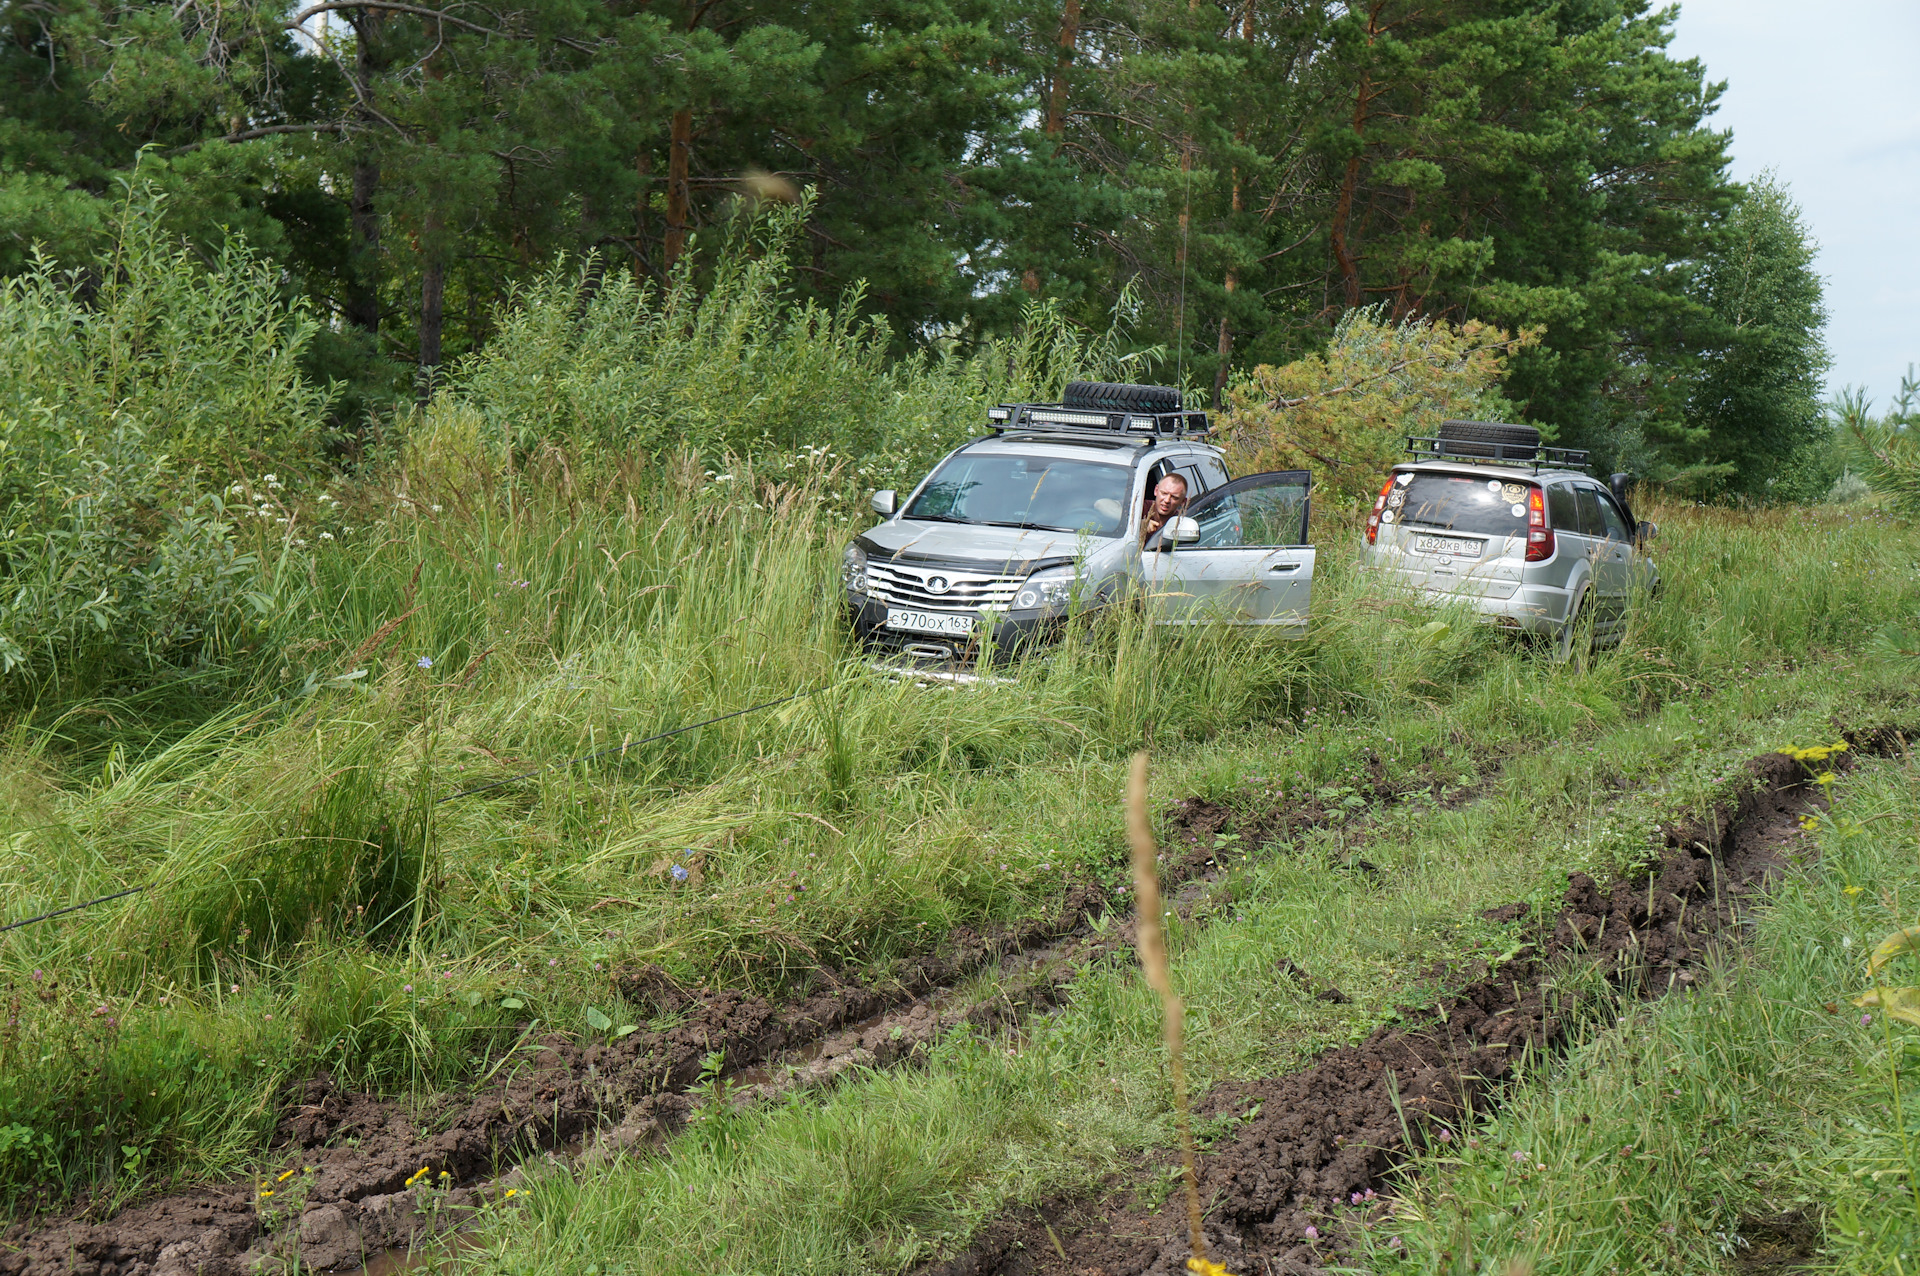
1127 751 1209 1269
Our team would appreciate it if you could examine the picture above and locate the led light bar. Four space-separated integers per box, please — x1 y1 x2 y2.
1026 409 1114 427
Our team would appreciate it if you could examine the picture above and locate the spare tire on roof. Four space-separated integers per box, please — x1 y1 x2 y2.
1436 419 1540 460
1062 381 1184 414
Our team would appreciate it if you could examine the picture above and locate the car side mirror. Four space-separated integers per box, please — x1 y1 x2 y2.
870 490 898 517
1159 516 1200 548
1635 520 1658 545
1609 472 1632 508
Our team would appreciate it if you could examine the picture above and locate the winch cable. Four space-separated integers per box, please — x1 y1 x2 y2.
0 680 840 935
431 680 835 805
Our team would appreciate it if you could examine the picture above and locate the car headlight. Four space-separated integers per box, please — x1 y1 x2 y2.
842 543 868 596
1015 565 1076 610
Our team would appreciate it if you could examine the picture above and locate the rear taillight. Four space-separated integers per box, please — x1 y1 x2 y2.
1525 486 1552 561
1365 476 1396 545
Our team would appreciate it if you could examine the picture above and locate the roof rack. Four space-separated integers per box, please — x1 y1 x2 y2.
987 402 1211 439
1403 435 1590 472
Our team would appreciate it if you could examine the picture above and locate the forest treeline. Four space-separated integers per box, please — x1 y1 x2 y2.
3 0 1840 489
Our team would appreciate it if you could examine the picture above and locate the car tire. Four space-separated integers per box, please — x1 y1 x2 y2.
1437 419 1540 461
1553 587 1591 665
1062 381 1183 414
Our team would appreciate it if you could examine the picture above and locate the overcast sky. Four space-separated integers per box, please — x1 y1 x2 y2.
1665 0 1920 405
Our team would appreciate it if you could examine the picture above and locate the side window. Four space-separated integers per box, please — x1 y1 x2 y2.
1573 486 1607 538
1196 456 1231 491
1186 473 1310 548
1546 484 1579 532
1598 494 1634 542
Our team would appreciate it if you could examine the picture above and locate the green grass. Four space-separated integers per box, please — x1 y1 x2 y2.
3 431 1920 1233
1365 745 1920 1275
433 641 1920 1274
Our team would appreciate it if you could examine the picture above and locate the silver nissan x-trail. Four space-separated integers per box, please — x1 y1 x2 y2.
1360 420 1659 657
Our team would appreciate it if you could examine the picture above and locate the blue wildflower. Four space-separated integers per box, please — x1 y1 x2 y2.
671 865 689 882
416 656 433 670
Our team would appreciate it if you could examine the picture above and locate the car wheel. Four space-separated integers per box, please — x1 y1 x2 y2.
1553 588 1591 665
1437 419 1541 460
1062 381 1184 413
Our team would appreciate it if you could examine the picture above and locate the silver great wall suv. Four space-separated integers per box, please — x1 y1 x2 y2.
1360 420 1659 658
843 382 1319 664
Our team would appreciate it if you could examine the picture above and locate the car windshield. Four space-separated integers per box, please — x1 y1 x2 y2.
1392 472 1536 537
905 453 1131 537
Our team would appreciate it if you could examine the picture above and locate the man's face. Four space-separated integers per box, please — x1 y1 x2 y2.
1152 477 1189 520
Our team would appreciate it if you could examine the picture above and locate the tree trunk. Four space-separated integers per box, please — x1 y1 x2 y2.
1043 0 1081 137
344 8 387 335
346 159 382 334
663 108 693 274
634 147 653 282
1329 6 1383 311
418 211 446 398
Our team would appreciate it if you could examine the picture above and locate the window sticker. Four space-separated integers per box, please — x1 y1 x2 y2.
1486 480 1501 492
1500 482 1528 504
1510 503 1526 517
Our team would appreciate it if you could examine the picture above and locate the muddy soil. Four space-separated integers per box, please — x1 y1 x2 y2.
0 751 1455 1275
913 732 1907 1276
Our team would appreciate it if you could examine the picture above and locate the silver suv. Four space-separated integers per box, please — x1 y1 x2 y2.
1360 420 1659 657
843 382 1319 663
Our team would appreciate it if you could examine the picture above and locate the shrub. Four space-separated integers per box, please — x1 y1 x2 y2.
1217 309 1538 503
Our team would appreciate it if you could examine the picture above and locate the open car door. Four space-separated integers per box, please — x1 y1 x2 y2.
1140 470 1315 635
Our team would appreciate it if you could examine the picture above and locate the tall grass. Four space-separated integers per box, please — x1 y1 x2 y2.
1368 749 1920 1275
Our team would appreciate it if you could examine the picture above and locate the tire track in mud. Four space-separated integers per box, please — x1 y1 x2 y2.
0 750 1466 1275
914 727 1913 1276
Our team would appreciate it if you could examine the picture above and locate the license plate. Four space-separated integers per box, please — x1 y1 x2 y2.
1413 535 1483 559
886 608 976 636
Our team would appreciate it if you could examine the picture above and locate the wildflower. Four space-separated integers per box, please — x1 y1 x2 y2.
431 504 443 513
230 985 239 994
264 474 279 486
1845 885 1864 897
319 532 334 541
403 984 413 993
505 1188 518 1198
1513 1149 1526 1162
1437 1128 1452 1143
592 963 602 971
671 865 690 882
278 1169 297 1182
1863 1013 1874 1025
263 1013 272 1020
1304 1225 1319 1240
417 656 434 669
260 1190 274 1198
31 971 40 981
1388 1236 1403 1250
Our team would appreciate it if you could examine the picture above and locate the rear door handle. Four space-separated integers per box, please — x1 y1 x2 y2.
1267 563 1300 574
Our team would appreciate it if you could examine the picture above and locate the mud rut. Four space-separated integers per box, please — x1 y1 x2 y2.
0 732 1895 1275
916 730 1913 1276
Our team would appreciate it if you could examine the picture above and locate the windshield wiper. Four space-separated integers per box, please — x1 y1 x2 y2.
908 513 983 525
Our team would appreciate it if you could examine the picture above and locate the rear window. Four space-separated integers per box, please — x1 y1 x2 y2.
1388 472 1536 537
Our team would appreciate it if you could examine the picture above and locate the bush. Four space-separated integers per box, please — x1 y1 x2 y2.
1216 308 1539 503
0 186 331 706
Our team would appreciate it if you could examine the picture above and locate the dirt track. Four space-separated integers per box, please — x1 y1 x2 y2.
914 733 1907 1275
1 749 1446 1274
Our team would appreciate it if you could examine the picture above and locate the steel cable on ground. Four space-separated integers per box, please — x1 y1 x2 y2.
0 681 838 935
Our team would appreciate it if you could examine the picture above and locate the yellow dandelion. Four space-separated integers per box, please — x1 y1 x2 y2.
504 1188 518 1198
277 1169 296 1182
259 1190 274 1198
1187 1260 1232 1276
1845 885 1865 897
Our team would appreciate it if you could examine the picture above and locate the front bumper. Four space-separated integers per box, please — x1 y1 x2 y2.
846 597 1062 663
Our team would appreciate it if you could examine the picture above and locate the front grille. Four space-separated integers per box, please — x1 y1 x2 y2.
866 563 1023 610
